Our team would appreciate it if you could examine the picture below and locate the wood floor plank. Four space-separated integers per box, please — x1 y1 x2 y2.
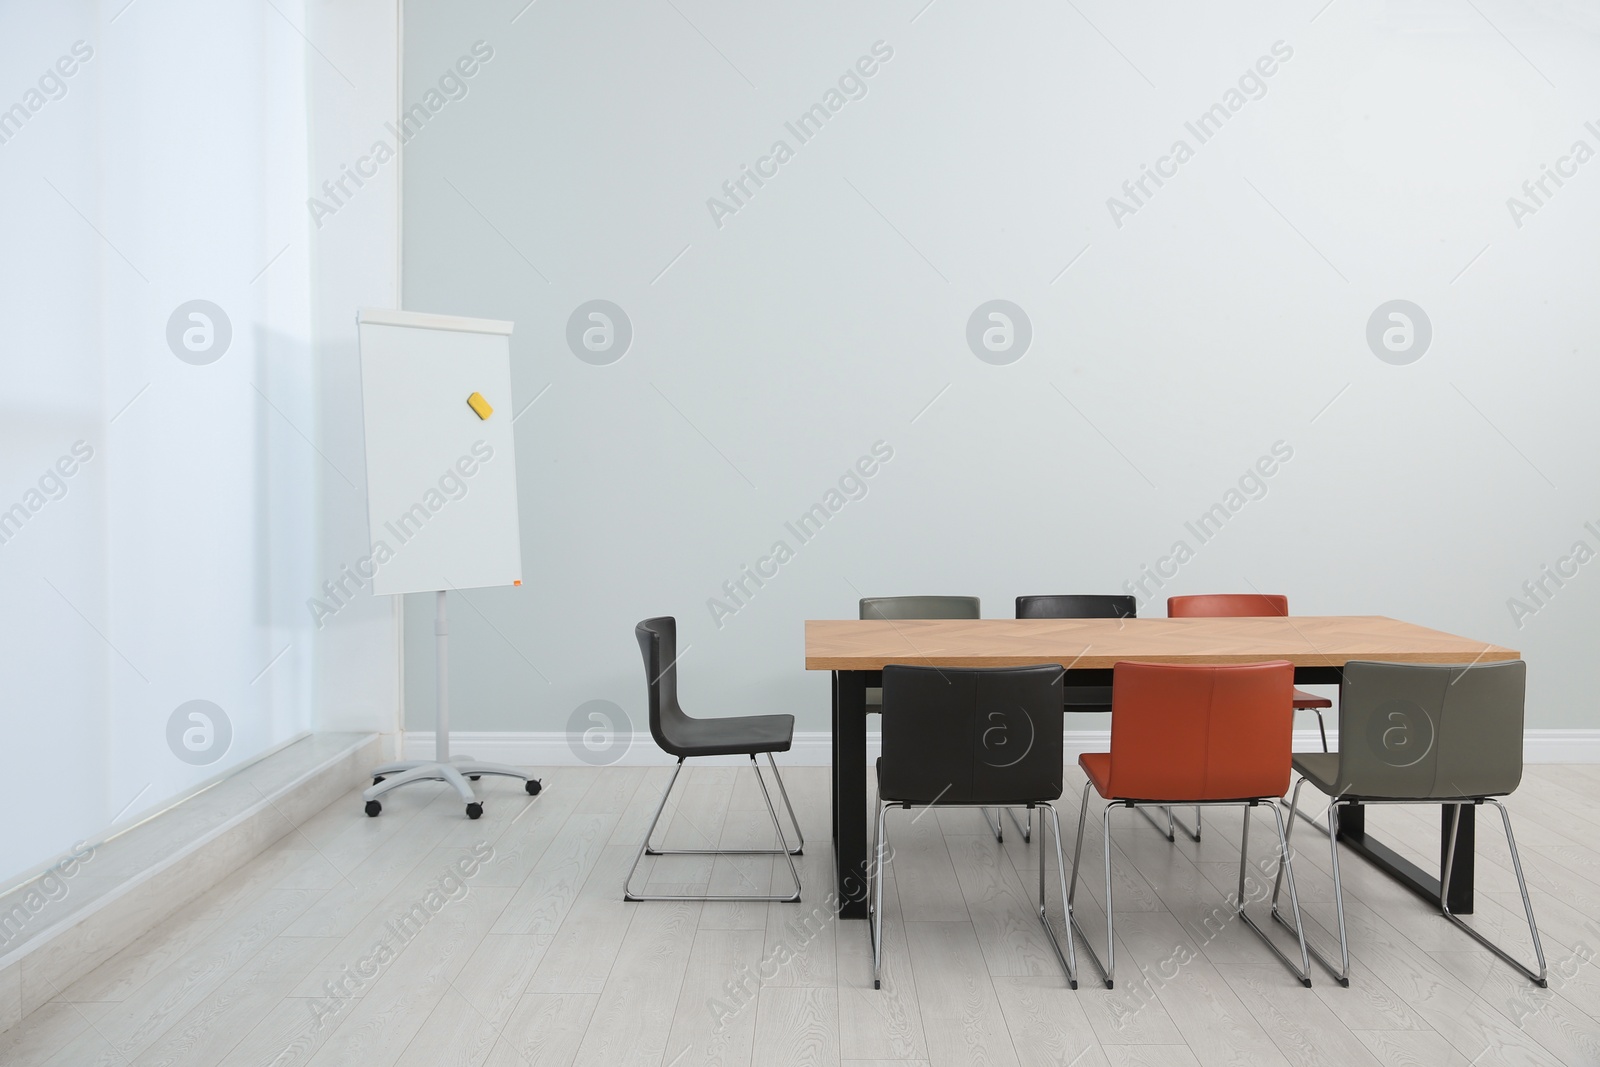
1215 963 1384 1067
1351 1028 1475 1067
946 835 1062 978
903 921 1019 1067
990 975 1102 1067
390 985 500 1067
130 936 337 1067
300 884 512 1067
750 986 840 1067
836 850 927 1061
884 810 971 924
570 899 699 1066
88 888 323 1062
487 992 597 1067
663 926 765 1067
490 815 615 937
1108 911 1293 1067
761 847 837 987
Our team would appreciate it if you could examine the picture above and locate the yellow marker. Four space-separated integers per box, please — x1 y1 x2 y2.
467 392 493 420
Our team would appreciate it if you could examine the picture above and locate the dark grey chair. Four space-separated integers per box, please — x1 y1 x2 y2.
625 617 804 902
859 596 1014 844
869 664 1077 989
1272 659 1547 987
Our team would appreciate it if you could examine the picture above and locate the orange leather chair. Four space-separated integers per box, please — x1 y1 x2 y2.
1068 660 1312 989
1167 594 1336 839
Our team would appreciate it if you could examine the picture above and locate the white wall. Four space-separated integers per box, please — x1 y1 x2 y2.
0 0 403 885
395 0 1600 745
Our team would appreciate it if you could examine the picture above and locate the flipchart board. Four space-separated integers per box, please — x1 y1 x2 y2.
356 308 523 596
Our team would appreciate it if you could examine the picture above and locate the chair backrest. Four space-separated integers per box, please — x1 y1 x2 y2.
1016 594 1136 620
880 664 1064 804
1106 660 1295 801
1167 593 1288 618
860 596 980 621
1333 660 1526 799
635 616 693 756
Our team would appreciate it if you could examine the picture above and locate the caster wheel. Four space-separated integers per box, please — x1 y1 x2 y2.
469 775 481 781
525 779 542 796
365 800 381 817
372 775 385 784
873 980 880 990
466 802 483 820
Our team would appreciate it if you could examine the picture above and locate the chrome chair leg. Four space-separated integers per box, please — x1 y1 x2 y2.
1035 804 1077 987
1006 806 1032 842
644 756 802 859
1066 784 1116 988
869 797 889 989
765 752 806 855
1137 804 1201 843
1170 806 1202 842
1136 805 1176 842
1442 801 1548 987
983 807 1005 843
1273 779 1350 985
1101 803 1115 987
624 755 802 902
1293 710 1335 836
1067 781 1113 987
1237 803 1311 986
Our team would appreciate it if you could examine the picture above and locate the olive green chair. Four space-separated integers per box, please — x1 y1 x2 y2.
1272 659 1546 987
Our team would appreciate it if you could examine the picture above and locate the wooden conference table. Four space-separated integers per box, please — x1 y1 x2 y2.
806 615 1519 920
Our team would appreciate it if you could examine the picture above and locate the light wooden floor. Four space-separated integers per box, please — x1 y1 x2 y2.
7 762 1600 1067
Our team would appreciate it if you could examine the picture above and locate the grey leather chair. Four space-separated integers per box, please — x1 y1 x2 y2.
1011 595 1137 843
869 664 1077 989
1272 659 1547 987
860 595 982 623
625 617 805 902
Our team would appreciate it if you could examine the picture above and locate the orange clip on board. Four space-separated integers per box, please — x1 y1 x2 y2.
467 392 493 420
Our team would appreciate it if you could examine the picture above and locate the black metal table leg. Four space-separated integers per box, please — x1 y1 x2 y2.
834 670 869 919
831 670 840 846
1443 803 1474 914
1335 801 1475 914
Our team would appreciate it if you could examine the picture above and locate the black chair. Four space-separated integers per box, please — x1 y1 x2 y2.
869 663 1077 989
859 596 1018 846
1014 594 1195 845
625 617 804 902
1015 594 1136 621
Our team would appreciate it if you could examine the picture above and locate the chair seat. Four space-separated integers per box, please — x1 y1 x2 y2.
1079 752 1113 799
1291 752 1341 795
662 713 794 758
1293 688 1332 710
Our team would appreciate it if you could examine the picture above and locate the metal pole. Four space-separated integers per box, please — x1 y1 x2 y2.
435 590 449 764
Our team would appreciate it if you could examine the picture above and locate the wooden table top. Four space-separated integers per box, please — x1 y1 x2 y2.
803 616 1518 671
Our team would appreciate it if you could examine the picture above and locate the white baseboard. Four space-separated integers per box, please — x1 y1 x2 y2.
404 728 1600 767
1522 729 1600 763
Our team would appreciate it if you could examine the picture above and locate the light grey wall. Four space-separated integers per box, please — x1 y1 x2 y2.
399 0 1600 737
